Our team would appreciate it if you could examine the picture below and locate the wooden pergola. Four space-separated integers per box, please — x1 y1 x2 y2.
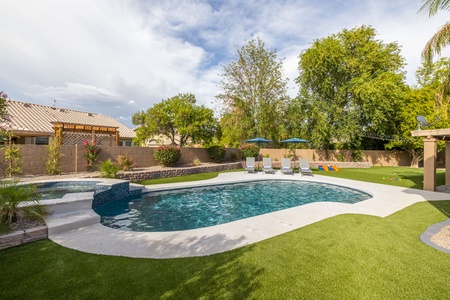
411 128 450 191
51 122 120 146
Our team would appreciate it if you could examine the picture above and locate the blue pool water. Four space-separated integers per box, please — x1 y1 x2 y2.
34 181 99 200
95 180 372 232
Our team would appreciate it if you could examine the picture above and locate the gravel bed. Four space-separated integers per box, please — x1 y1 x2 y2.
431 225 450 250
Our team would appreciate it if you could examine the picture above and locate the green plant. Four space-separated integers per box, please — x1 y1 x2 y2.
336 153 345 162
117 154 135 171
351 150 363 162
99 159 120 178
0 179 45 225
45 137 63 175
153 145 181 167
207 145 226 163
83 140 101 171
240 144 259 159
229 152 238 162
193 157 201 166
4 139 22 177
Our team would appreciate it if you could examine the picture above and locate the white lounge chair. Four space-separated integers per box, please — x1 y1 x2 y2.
262 157 274 174
245 157 256 173
281 158 293 175
299 158 313 176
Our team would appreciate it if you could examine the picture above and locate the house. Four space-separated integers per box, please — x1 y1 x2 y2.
2 100 136 146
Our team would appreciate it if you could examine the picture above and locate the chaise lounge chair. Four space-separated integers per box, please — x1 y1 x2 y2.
262 157 274 174
245 157 256 173
299 158 313 176
280 158 293 175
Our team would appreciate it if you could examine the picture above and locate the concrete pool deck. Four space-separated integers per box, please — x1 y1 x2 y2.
48 172 450 258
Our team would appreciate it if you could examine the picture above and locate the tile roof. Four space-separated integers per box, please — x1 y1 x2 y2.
3 100 136 138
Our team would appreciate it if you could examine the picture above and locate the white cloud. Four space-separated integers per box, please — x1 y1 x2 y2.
1 0 450 129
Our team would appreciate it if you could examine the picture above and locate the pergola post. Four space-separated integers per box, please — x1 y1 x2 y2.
446 141 450 186
423 137 437 191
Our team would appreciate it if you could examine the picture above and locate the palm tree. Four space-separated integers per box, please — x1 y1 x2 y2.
420 0 450 62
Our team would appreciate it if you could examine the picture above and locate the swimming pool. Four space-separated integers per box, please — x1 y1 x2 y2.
33 181 99 200
95 180 372 232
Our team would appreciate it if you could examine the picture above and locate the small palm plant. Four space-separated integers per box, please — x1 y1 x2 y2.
0 179 46 227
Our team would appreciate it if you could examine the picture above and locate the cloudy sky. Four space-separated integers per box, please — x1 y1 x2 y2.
1 0 449 128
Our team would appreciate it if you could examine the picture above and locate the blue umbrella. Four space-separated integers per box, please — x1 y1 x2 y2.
280 138 310 172
245 137 272 171
280 138 309 143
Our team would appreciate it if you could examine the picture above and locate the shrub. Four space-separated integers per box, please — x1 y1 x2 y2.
154 145 181 167
207 145 226 163
4 142 22 177
230 152 238 162
117 154 135 171
240 144 259 159
193 157 201 166
99 159 120 178
352 150 363 162
45 137 63 175
336 153 345 162
0 179 45 225
83 140 101 171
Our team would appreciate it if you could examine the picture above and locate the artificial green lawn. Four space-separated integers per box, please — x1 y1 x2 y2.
314 166 446 190
1 167 450 298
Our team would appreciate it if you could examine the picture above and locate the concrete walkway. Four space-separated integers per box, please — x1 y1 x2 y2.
48 172 450 258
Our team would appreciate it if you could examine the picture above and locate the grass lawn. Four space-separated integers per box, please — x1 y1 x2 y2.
1 167 450 299
313 166 445 190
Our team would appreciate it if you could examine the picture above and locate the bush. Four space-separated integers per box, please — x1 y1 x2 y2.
0 179 45 225
207 145 226 163
230 152 238 162
240 144 259 159
99 159 121 178
117 154 135 171
45 137 63 175
154 145 181 167
83 140 101 171
193 157 201 166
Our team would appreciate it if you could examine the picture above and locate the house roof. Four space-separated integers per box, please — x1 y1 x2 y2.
3 100 136 139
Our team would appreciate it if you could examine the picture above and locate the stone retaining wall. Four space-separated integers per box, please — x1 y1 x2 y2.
0 226 48 250
118 162 244 181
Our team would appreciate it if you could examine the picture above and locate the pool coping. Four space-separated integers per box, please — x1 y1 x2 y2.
46 172 450 258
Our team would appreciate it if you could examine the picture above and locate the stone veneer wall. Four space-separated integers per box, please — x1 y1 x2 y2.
0 226 48 250
118 162 244 181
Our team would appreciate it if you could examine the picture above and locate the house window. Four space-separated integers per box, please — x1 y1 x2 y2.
35 137 49 145
120 140 132 146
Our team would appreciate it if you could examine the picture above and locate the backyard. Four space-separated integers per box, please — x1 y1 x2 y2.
1 167 450 299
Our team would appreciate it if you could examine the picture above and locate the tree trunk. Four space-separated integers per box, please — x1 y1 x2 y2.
408 149 423 168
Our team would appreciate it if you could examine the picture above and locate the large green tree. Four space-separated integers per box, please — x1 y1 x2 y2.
132 93 219 147
386 58 450 166
292 26 407 151
217 37 289 146
420 0 450 62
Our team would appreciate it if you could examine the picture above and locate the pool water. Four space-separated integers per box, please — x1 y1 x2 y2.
34 181 99 200
95 180 372 232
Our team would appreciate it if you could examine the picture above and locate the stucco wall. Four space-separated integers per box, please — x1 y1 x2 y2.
0 145 241 176
0 145 431 176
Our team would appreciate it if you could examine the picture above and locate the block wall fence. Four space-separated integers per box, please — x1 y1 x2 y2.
0 145 437 176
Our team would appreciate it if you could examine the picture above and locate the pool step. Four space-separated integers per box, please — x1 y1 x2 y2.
46 209 100 236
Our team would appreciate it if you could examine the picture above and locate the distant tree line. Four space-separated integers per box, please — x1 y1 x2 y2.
133 2 450 165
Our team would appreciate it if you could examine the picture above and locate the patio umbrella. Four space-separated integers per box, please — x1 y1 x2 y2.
280 138 310 171
245 137 272 171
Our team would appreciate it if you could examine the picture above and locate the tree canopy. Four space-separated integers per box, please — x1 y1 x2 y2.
132 93 219 147
292 25 407 151
217 37 289 146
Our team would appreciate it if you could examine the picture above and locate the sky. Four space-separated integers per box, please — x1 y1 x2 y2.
1 0 450 128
